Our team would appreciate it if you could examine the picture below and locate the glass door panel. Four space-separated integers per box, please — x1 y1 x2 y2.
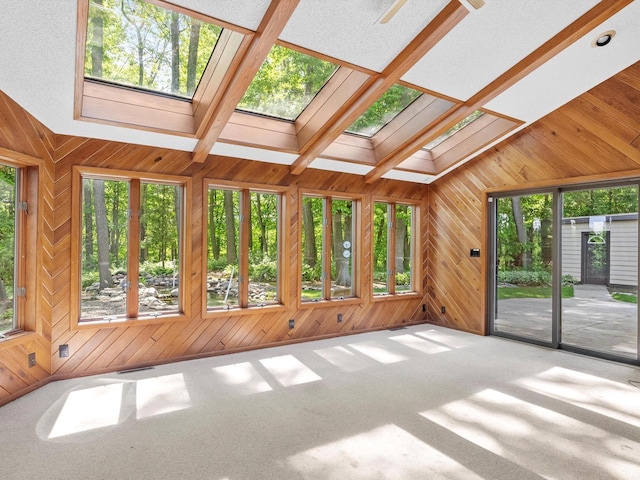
494 193 554 343
561 186 638 359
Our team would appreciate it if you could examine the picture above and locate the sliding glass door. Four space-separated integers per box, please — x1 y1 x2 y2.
490 183 639 363
492 193 554 344
561 185 638 360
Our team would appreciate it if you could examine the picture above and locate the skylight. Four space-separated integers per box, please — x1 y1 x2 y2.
346 84 422 137
84 0 222 99
423 110 485 150
236 45 338 121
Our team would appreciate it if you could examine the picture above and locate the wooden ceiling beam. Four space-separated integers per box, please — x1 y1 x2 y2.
191 0 300 163
364 0 634 183
289 0 469 176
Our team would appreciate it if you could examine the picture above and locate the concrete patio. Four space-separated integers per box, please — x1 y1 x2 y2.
495 284 638 359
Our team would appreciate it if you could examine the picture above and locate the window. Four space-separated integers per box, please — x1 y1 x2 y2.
0 159 38 338
373 201 416 295
0 166 19 336
301 194 358 302
345 84 422 137
78 170 189 322
206 184 283 311
423 110 485 150
85 0 222 99
236 45 338 121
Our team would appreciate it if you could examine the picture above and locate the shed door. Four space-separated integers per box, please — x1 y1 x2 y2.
581 231 610 285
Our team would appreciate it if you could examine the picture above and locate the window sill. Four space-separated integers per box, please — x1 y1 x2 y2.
205 303 287 318
371 292 421 302
0 331 39 349
75 313 189 330
298 297 363 309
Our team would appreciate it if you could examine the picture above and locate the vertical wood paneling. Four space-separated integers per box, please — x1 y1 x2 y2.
427 61 640 334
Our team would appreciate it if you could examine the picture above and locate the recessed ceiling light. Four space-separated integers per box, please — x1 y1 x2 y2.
591 30 616 47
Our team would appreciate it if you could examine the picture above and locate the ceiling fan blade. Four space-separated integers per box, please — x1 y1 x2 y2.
379 0 408 24
467 0 485 9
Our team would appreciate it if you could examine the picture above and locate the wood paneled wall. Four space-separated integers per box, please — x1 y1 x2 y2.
48 140 429 380
427 61 640 333
0 92 54 402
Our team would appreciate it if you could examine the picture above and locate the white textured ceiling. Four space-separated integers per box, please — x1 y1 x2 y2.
0 0 639 184
280 0 449 71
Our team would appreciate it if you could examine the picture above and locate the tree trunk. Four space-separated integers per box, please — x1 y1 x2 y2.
209 190 219 260
83 180 94 264
93 179 113 289
170 12 180 94
332 210 350 287
255 193 268 256
395 216 407 274
90 0 103 77
224 190 237 264
186 19 201 94
303 198 317 267
511 196 530 268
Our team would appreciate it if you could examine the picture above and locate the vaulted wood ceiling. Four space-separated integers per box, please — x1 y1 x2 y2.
1 0 639 184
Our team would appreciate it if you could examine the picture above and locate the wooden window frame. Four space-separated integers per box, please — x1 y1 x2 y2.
203 179 287 317
298 190 362 309
71 166 192 328
0 151 41 341
371 197 421 301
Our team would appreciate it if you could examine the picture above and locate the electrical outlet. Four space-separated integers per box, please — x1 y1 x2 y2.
289 319 295 329
422 304 426 312
59 344 69 358
337 313 343 323
441 306 446 314
28 352 36 368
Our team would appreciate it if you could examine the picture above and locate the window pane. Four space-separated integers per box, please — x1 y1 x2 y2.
373 202 389 295
331 200 354 299
423 110 484 150
139 183 181 315
561 186 638 359
81 178 129 319
494 193 554 343
346 84 421 137
395 205 413 292
249 192 279 306
0 166 17 334
301 196 323 301
237 45 338 121
85 0 222 98
207 189 240 309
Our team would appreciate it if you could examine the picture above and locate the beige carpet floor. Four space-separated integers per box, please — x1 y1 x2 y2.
1 324 640 479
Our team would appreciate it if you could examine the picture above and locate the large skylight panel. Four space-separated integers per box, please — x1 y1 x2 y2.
424 110 485 150
84 0 222 99
346 84 422 137
236 45 338 121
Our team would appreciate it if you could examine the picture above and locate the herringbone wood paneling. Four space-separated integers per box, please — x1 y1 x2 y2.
427 61 640 334
0 91 54 404
45 135 428 380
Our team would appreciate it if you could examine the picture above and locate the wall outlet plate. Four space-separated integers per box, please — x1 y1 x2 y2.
59 344 69 358
289 319 295 329
28 352 36 367
337 313 343 323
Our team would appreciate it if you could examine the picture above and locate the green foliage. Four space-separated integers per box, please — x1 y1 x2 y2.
139 261 176 277
498 270 552 286
348 84 421 136
85 0 221 97
395 272 410 286
302 263 322 282
249 257 277 283
238 45 337 120
81 271 100 288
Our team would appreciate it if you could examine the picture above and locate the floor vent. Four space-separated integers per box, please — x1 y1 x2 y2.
388 326 407 331
117 366 155 375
